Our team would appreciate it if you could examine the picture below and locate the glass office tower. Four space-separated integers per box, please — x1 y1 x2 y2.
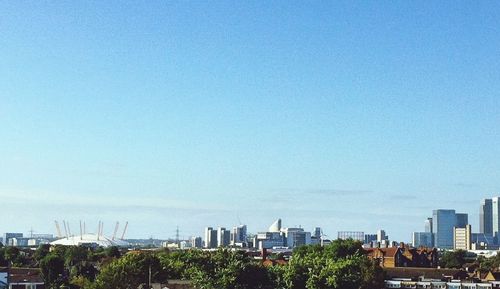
432 209 457 249
480 198 493 236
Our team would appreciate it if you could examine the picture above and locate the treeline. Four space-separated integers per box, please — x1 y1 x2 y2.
31 239 384 289
440 249 500 272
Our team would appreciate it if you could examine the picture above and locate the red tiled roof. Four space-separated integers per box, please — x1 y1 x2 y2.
0 267 44 284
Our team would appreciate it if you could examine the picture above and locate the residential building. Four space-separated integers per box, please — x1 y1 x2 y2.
230 225 247 246
0 267 45 289
453 224 472 250
217 227 230 247
480 198 494 236
338 231 364 242
204 227 217 249
365 245 438 268
413 232 434 248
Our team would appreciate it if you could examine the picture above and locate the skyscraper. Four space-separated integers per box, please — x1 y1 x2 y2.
377 229 387 242
413 232 433 248
432 209 457 249
231 225 247 246
217 227 230 247
204 227 217 248
455 213 469 228
480 198 493 236
424 218 433 233
493 197 500 237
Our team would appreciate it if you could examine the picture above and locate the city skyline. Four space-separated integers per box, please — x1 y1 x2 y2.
2 2 500 241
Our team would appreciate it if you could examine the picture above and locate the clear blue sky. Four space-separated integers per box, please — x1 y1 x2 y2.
1 1 500 241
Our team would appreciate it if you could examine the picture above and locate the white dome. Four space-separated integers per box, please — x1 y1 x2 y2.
50 233 130 248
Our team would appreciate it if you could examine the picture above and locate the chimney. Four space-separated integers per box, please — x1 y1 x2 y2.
261 248 268 261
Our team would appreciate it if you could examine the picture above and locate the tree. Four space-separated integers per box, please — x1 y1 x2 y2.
35 244 51 262
92 252 167 289
40 254 66 289
440 250 467 268
4 246 22 267
104 246 121 258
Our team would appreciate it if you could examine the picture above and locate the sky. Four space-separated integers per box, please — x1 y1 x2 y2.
1 1 500 241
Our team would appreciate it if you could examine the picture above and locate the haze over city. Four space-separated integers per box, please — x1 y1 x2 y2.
1 2 500 242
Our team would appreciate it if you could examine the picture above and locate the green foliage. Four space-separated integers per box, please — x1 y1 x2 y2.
0 241 385 289
35 244 51 262
40 254 66 289
281 239 383 289
440 250 467 268
91 252 168 289
4 246 23 267
476 254 500 272
104 246 121 258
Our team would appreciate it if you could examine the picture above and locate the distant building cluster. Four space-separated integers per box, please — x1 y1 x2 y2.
2 233 54 247
193 219 324 250
409 196 500 251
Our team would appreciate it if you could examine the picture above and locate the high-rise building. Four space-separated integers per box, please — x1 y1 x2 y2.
314 227 322 239
425 218 433 233
282 228 311 248
455 213 468 228
231 225 247 246
432 209 457 249
454 224 472 250
191 236 202 248
480 198 493 236
493 197 500 237
413 232 434 248
204 227 217 248
364 234 377 245
377 230 387 242
217 227 230 247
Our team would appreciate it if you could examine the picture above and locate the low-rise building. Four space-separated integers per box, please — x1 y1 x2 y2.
365 244 438 268
0 267 45 289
